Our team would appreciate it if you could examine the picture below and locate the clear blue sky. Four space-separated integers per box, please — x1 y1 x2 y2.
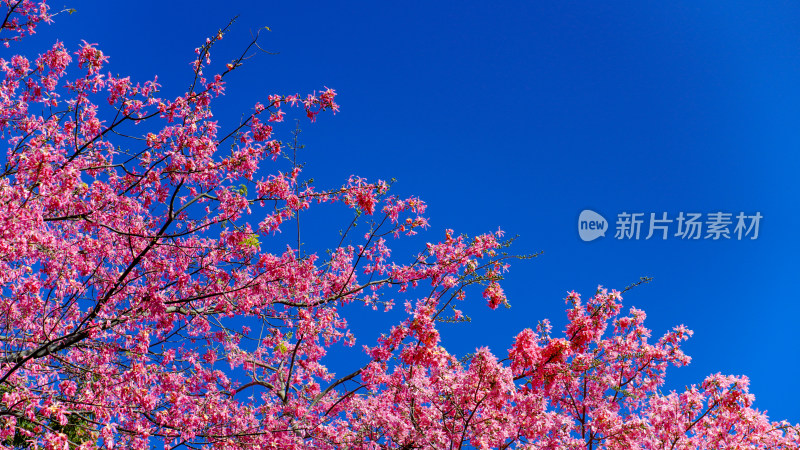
18 1 800 423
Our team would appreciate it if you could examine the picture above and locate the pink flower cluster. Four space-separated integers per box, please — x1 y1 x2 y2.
0 2 795 449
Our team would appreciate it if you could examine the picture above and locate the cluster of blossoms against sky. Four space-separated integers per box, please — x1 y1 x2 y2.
0 1 796 449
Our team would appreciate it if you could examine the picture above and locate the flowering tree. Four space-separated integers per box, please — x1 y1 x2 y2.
0 2 797 449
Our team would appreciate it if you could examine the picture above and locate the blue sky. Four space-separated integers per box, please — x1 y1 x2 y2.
18 1 800 423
